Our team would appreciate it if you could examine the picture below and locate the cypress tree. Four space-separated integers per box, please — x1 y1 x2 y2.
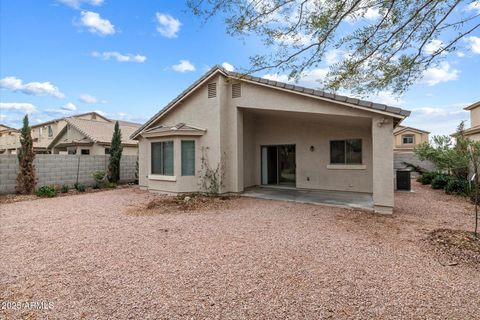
108 121 123 183
16 114 36 194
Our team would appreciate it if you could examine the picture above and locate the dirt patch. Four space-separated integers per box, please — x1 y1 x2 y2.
0 194 38 204
127 194 237 215
428 228 480 268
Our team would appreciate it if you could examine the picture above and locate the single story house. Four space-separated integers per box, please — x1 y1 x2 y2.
131 66 411 214
49 117 140 155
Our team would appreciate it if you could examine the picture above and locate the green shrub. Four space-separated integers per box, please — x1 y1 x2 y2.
106 182 117 189
36 185 57 198
92 171 107 188
92 183 100 189
431 174 451 189
74 183 86 192
421 172 435 185
444 179 470 195
61 184 69 193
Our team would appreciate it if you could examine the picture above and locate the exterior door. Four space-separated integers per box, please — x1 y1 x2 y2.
261 145 296 186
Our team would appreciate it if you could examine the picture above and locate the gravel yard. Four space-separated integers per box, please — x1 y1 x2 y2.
1 181 479 319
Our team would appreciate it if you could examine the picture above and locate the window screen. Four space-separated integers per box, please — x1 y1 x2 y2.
151 141 174 175
330 139 362 164
181 140 195 176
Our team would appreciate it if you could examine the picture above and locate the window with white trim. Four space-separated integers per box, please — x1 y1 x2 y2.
402 135 414 144
330 139 362 164
181 140 195 176
151 141 174 176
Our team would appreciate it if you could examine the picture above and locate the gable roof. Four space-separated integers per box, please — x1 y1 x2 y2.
464 101 480 110
31 111 109 128
49 117 140 149
0 124 18 132
393 126 430 135
131 65 411 139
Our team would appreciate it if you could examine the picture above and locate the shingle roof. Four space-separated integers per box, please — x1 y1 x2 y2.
65 118 140 145
394 126 430 135
131 65 411 139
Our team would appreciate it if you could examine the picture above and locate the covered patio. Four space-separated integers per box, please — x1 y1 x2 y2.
242 186 374 210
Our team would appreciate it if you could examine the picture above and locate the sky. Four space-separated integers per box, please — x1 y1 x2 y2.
0 0 479 137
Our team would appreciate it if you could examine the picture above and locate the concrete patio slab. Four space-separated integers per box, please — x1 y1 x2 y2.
242 186 374 210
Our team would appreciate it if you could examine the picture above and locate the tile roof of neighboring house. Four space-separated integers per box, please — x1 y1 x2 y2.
31 111 109 127
0 124 19 132
464 101 480 110
131 65 411 139
463 125 480 135
63 117 140 146
394 126 430 135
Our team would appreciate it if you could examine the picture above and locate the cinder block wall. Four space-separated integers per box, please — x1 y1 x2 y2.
0 154 137 194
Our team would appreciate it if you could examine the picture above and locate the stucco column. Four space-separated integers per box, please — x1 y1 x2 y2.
371 116 394 214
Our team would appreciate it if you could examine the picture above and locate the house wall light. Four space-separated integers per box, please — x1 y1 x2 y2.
310 146 315 152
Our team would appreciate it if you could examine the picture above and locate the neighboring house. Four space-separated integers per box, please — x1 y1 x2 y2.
0 125 20 154
392 126 434 174
132 66 411 214
393 126 430 152
30 112 110 154
463 101 480 140
49 117 140 155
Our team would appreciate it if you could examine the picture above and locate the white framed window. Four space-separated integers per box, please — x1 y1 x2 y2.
151 141 174 176
330 139 362 164
48 125 53 137
181 140 195 176
402 135 414 144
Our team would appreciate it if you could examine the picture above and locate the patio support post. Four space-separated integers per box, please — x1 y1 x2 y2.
371 116 394 214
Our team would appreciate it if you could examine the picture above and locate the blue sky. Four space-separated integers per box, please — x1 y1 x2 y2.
1 0 479 136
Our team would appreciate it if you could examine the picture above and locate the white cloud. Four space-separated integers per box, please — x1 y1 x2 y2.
466 36 480 54
421 62 459 86
0 76 65 98
61 102 77 111
80 11 115 36
222 62 235 72
79 94 98 104
0 102 37 113
172 60 196 73
274 32 312 46
368 91 404 107
92 51 147 63
457 52 465 57
466 1 480 14
413 107 466 117
263 68 329 88
156 13 181 38
424 39 444 54
0 114 6 120
58 0 103 9
364 8 381 20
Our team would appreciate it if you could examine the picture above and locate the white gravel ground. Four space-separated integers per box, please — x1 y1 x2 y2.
1 182 479 319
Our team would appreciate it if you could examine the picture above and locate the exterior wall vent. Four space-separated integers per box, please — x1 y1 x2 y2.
232 83 241 98
207 83 217 98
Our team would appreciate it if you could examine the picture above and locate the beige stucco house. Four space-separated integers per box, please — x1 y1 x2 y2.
132 66 411 214
30 112 110 154
0 125 20 154
49 117 140 155
393 126 430 152
463 101 480 140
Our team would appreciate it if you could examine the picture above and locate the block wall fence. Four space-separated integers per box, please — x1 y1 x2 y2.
0 154 137 194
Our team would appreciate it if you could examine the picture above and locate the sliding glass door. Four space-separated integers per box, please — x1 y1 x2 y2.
261 145 296 186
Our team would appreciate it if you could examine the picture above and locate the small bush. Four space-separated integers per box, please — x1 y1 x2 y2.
92 183 100 189
431 174 451 190
92 171 107 188
445 179 470 195
61 184 69 193
74 183 86 192
106 182 117 189
36 185 57 198
420 172 435 185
